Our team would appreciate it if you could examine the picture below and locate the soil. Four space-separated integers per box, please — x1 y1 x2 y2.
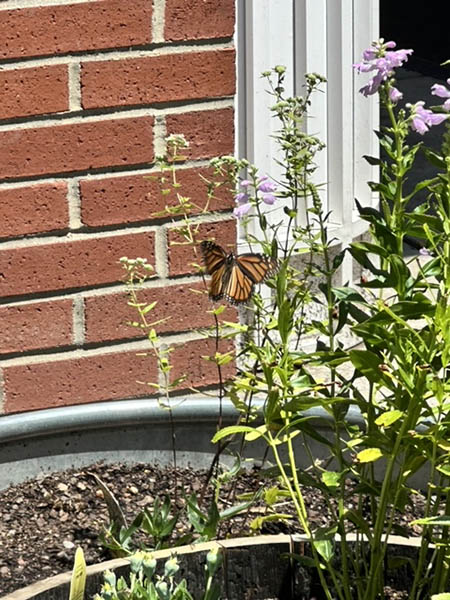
0 461 425 598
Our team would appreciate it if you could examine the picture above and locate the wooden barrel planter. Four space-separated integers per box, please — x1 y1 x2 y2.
0 535 423 600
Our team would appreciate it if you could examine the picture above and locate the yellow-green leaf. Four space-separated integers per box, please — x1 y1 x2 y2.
357 448 383 463
69 547 86 600
321 471 340 489
375 410 404 428
212 425 259 443
245 424 268 441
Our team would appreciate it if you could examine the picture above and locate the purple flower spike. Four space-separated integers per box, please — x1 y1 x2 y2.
431 78 450 111
389 86 403 104
409 101 449 135
233 202 252 218
235 192 249 204
262 193 276 205
354 40 413 97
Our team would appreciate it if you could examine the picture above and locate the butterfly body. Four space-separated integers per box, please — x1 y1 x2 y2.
200 241 278 305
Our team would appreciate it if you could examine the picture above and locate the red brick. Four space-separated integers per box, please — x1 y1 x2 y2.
0 0 152 60
170 337 235 390
3 349 157 413
0 299 73 355
0 117 154 181
166 108 234 161
0 232 154 299
79 167 233 228
81 49 235 110
165 0 235 41
168 219 236 276
0 183 68 238
0 65 69 120
84 282 237 344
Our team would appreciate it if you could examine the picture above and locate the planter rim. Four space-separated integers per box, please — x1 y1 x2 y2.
0 533 423 600
0 398 364 445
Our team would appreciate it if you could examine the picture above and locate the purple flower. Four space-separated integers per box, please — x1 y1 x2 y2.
389 86 403 104
419 247 431 256
257 179 277 193
234 192 249 204
354 40 413 97
408 101 449 135
262 193 276 205
233 202 252 218
431 78 450 111
240 179 251 188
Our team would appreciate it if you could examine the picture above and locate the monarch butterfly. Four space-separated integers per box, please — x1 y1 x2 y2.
200 240 278 305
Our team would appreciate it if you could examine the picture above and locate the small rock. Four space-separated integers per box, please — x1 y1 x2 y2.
57 483 69 492
63 540 75 550
129 486 139 495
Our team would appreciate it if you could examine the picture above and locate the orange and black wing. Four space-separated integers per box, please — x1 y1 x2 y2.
200 241 227 275
223 254 279 304
200 241 230 301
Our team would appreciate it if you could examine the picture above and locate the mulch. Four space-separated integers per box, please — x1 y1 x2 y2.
0 461 425 598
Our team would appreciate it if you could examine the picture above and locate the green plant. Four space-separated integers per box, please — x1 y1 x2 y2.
118 38 450 599
93 549 222 600
210 44 450 599
94 464 254 557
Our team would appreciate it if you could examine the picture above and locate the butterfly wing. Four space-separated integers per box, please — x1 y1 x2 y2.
235 254 279 284
200 241 230 301
223 254 279 304
201 241 278 305
200 241 227 275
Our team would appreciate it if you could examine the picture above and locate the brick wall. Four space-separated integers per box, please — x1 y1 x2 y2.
0 0 236 414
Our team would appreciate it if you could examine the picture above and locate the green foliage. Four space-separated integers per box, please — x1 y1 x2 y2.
95 470 253 557
92 549 222 600
117 45 450 600
208 63 450 600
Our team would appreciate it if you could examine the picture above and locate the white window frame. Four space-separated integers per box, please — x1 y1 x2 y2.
235 0 379 283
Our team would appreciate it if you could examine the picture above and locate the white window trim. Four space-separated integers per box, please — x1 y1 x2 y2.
235 0 380 282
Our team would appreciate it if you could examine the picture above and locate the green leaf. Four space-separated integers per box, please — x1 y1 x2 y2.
332 287 368 303
313 539 334 562
245 425 268 441
349 350 383 383
141 301 158 315
431 595 450 600
69 547 86 600
423 147 446 169
357 448 383 463
212 425 263 443
321 471 340 489
411 515 450 527
375 410 404 428
363 154 381 166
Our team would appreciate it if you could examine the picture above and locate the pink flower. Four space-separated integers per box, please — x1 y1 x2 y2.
354 40 413 97
233 202 252 218
408 101 449 135
431 78 450 111
389 86 403 104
